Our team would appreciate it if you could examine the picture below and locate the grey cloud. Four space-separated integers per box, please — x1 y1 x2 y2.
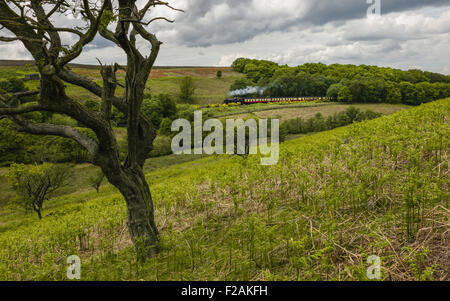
164 0 450 47
302 0 450 25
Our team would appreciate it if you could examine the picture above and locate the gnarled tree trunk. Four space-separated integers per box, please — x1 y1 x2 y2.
117 169 158 259
0 0 183 261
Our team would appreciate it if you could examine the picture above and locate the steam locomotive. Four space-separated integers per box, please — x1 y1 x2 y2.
224 96 332 105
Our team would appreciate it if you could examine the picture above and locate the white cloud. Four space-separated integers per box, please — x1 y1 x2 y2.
0 41 32 60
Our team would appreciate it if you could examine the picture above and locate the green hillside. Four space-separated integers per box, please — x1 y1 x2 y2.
0 99 448 281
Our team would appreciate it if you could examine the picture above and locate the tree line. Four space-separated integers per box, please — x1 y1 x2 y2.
230 58 450 105
279 106 383 140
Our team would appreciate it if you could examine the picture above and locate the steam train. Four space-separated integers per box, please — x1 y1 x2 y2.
224 96 332 105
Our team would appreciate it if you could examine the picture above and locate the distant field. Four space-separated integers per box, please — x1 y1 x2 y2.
231 103 410 122
0 64 241 105
147 74 241 104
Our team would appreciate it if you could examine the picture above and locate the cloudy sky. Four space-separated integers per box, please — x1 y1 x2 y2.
1 0 450 74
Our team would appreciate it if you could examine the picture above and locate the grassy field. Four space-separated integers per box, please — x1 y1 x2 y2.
237 103 410 122
0 98 448 281
0 99 408 206
0 153 208 206
0 65 242 105
147 75 241 104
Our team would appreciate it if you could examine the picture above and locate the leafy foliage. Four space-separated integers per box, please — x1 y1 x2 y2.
280 106 382 137
338 86 353 102
6 163 72 219
0 77 27 93
230 58 450 105
0 119 93 166
141 94 177 128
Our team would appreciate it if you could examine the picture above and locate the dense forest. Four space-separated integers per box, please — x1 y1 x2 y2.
230 58 450 105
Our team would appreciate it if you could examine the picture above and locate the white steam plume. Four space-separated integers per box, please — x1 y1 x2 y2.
229 86 266 97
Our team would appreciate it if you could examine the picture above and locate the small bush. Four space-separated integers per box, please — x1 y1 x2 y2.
0 77 27 93
179 77 196 104
149 135 172 157
6 163 72 219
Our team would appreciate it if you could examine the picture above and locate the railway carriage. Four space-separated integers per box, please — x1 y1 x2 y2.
224 96 332 105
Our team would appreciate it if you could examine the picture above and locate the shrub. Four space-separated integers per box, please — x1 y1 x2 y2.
149 135 172 157
176 105 196 122
179 76 196 104
338 86 353 102
0 77 27 93
159 118 173 136
141 94 177 128
111 106 127 127
281 107 384 136
6 163 72 219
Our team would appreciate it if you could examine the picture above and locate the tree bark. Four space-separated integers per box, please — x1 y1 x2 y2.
102 164 158 260
123 171 158 260
96 59 158 260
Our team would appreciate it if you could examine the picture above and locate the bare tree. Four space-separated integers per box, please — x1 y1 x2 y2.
0 0 183 260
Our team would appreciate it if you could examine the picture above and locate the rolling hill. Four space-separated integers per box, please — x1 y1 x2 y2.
0 98 448 281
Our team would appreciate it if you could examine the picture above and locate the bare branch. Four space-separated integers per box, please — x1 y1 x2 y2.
0 90 40 112
0 36 44 43
99 63 117 122
0 0 47 60
122 16 174 25
0 90 38 115
11 90 40 98
151 1 184 13
30 1 62 56
45 0 68 20
0 104 42 115
56 0 109 66
58 67 127 112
